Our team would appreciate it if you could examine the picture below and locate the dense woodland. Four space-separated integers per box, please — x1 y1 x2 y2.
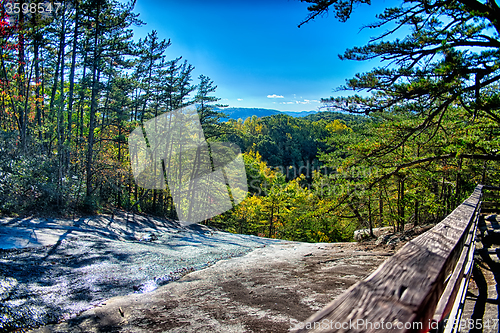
0 0 499 242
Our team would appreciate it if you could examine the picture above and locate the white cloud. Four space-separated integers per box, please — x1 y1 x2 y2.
281 101 294 104
294 99 320 105
267 94 284 98
237 98 243 101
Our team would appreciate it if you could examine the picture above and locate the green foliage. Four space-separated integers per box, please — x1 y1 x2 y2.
0 0 226 219
220 112 366 182
0 132 82 215
289 0 500 234
2 0 498 247
213 151 355 242
195 74 230 140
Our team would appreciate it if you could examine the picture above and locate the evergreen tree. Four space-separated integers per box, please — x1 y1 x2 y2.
300 0 500 166
81 0 140 205
134 30 171 121
294 0 500 231
194 74 228 140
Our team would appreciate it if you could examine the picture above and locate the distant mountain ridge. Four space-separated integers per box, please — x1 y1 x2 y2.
217 107 317 120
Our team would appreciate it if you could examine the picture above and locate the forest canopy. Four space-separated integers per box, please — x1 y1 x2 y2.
0 0 498 242
290 0 500 235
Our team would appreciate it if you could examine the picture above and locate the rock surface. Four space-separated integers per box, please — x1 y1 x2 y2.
0 213 281 331
2 212 423 333
29 242 393 333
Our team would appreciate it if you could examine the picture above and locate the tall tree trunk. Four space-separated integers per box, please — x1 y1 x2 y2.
368 197 374 238
41 58 45 132
66 1 80 153
268 204 274 238
152 190 157 213
481 161 488 185
348 201 365 230
379 185 384 227
77 56 87 142
398 177 405 232
86 2 101 199
414 197 419 227
33 26 42 141
49 21 64 121
18 0 26 152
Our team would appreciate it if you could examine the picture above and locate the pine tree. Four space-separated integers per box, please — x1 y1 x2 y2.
81 0 141 204
298 0 500 226
300 0 500 164
194 74 228 140
134 30 171 121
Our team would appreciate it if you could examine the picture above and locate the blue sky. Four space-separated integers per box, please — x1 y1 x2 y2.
132 0 397 112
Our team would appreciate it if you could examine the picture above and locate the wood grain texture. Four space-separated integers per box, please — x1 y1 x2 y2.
432 226 475 323
294 185 483 333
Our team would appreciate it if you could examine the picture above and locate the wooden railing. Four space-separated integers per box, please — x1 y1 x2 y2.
294 185 490 333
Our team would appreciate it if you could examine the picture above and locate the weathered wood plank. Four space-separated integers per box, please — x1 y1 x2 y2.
294 185 482 333
432 224 476 324
481 201 500 208
483 185 500 191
